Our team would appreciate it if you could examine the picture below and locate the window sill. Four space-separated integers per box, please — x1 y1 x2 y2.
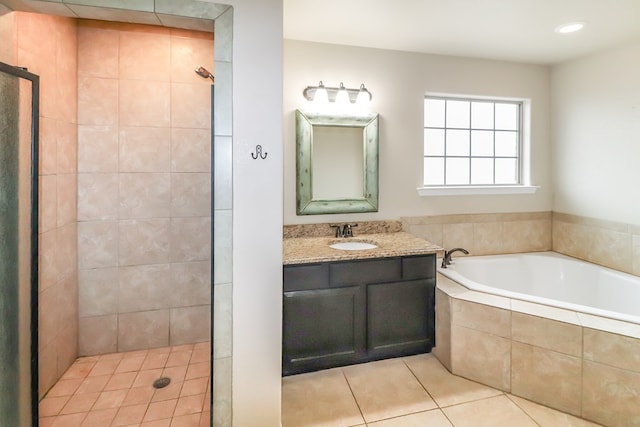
417 185 539 196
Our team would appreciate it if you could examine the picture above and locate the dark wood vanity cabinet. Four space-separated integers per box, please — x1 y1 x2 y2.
283 254 436 376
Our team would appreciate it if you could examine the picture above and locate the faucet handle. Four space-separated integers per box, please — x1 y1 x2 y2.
343 223 358 237
330 224 344 238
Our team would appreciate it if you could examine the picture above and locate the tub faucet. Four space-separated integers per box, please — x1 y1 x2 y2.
441 247 469 268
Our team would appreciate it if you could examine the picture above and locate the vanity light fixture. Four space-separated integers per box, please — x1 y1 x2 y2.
554 21 586 34
303 81 373 106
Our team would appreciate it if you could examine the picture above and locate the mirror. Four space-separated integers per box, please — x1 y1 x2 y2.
296 110 379 215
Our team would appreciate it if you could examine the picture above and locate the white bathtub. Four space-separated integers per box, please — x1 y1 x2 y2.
437 251 640 325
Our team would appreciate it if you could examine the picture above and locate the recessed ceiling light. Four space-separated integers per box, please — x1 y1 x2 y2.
555 22 586 34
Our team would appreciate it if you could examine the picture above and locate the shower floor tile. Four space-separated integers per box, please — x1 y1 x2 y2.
39 343 211 427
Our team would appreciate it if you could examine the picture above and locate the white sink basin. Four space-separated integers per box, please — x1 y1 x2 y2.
330 241 378 251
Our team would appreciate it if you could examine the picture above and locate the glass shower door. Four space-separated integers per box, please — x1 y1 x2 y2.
0 61 39 426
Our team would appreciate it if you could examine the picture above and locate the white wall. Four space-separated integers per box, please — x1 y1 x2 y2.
284 40 553 224
226 1 283 426
551 39 640 225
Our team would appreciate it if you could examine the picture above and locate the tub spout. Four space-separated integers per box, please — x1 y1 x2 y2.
441 247 469 268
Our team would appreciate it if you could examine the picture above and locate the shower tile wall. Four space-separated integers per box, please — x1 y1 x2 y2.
0 11 79 397
76 20 214 355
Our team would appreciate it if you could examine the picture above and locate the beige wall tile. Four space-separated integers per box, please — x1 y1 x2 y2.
171 83 211 129
170 36 214 84
451 325 511 391
118 310 170 352
473 222 504 255
119 31 170 81
170 173 211 217
552 220 593 261
512 342 582 415
79 268 119 317
118 219 171 266
57 322 79 379
56 222 77 282
170 217 211 262
503 219 551 253
590 228 633 273
451 299 511 338
584 328 640 373
170 305 211 346
120 80 170 127
78 125 119 173
57 173 77 227
56 121 78 174
78 77 119 126
119 173 171 219
405 224 443 247
78 173 119 220
78 221 118 269
442 223 474 253
39 285 58 349
40 117 57 175
79 314 118 356
39 340 58 397
169 261 211 308
77 24 119 78
118 264 172 313
119 127 171 172
171 128 211 172
39 229 58 290
583 360 640 426
512 312 582 357
40 175 57 233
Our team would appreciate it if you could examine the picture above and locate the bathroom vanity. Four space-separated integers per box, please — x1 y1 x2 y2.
282 230 442 376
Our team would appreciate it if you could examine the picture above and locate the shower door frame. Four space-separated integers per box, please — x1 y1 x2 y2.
0 60 40 426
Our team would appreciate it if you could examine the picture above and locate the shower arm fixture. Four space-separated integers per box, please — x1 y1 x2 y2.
195 66 215 83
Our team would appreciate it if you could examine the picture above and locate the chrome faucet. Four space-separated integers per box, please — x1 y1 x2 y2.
330 224 358 238
441 247 469 268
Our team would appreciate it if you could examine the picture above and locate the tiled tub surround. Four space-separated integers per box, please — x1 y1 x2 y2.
76 20 214 355
553 212 640 276
402 212 552 256
435 275 640 427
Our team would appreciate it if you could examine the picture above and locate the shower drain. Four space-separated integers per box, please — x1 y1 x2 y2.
153 377 171 389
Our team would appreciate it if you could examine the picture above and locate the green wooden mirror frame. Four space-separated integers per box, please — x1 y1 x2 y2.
296 110 379 215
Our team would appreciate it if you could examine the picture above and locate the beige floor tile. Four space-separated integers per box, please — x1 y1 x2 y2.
366 409 453 426
343 358 437 423
79 407 118 427
404 354 502 407
507 395 603 426
282 368 364 427
442 395 538 427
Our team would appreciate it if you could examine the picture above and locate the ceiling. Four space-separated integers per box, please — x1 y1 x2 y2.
283 0 640 64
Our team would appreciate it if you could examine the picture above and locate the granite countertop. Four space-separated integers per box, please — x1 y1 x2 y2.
283 231 443 265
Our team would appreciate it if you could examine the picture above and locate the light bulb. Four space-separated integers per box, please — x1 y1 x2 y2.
334 82 351 113
313 81 329 107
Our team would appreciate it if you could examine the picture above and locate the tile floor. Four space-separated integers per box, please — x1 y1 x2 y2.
282 354 602 427
39 342 211 427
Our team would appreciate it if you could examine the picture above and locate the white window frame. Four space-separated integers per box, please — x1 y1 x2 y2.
418 94 538 196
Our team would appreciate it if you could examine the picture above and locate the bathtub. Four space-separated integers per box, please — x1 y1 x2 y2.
434 251 640 426
437 251 640 325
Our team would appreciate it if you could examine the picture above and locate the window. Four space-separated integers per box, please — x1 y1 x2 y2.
422 96 534 195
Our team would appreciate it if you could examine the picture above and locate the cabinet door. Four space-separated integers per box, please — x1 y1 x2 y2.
283 286 365 375
367 279 435 359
